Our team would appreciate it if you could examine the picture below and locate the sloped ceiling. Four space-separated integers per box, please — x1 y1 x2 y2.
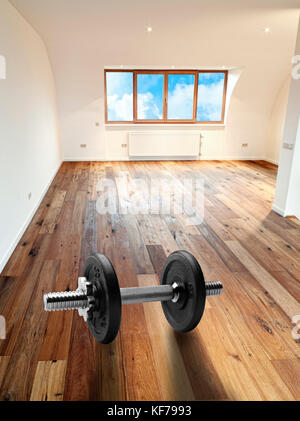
8 0 300 158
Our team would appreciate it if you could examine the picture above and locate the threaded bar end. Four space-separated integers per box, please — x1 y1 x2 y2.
44 291 88 311
205 281 223 297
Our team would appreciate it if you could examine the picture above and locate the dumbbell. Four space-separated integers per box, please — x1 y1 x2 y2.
43 250 223 344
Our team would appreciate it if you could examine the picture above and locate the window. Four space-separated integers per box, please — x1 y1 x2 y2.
106 72 133 121
167 73 195 120
137 73 164 120
197 72 225 122
105 69 227 124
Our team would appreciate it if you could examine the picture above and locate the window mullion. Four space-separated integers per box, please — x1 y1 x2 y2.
193 72 198 122
164 71 168 121
133 71 137 122
221 70 228 123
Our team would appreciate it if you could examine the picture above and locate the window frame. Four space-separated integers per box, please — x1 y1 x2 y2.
104 69 228 124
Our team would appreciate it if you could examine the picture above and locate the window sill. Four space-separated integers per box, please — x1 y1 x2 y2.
105 123 225 128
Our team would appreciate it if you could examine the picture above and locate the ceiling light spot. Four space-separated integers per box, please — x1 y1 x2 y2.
264 27 270 33
146 26 153 32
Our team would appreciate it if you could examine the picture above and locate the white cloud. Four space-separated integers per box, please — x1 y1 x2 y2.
168 84 194 119
197 80 224 121
197 80 224 106
106 72 132 96
137 92 162 119
167 79 224 121
107 93 133 121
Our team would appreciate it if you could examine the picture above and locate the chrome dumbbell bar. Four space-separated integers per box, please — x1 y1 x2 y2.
44 281 223 311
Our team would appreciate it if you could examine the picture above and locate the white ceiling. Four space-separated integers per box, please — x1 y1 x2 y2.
8 0 300 153
9 0 300 104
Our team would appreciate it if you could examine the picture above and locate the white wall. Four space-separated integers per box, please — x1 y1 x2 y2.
286 118 300 217
265 76 291 164
0 0 62 272
273 15 300 218
59 61 276 161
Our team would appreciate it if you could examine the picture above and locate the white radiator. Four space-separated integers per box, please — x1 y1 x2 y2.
128 132 200 159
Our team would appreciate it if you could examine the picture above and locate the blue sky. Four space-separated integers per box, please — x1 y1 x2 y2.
168 74 195 119
137 74 164 119
106 72 133 121
197 73 225 121
106 71 225 121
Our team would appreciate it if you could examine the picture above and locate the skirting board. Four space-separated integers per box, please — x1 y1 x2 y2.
64 157 129 161
64 156 198 161
129 156 197 161
272 204 286 217
65 156 197 161
200 156 278 163
264 157 279 165
64 156 279 163
0 162 62 273
199 155 262 161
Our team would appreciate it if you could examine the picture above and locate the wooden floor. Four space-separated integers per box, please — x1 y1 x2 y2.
0 160 300 401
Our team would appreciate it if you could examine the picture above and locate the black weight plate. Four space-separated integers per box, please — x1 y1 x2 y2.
160 250 206 332
83 253 121 344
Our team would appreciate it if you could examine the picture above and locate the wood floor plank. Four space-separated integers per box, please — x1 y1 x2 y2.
63 312 97 401
79 200 98 272
96 337 127 400
272 359 300 400
63 199 98 401
111 214 162 400
0 276 17 315
197 308 264 401
122 214 155 275
220 270 296 360
151 216 179 256
232 271 300 360
225 240 300 319
221 215 300 276
0 234 53 356
39 190 66 234
136 214 163 246
30 360 67 401
269 270 300 303
288 216 300 227
202 306 294 400
39 310 73 362
197 222 247 273
47 200 75 260
174 330 228 400
39 233 81 362
0 260 60 401
147 245 167 278
97 213 114 258
70 191 87 236
0 357 10 391
138 274 195 400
